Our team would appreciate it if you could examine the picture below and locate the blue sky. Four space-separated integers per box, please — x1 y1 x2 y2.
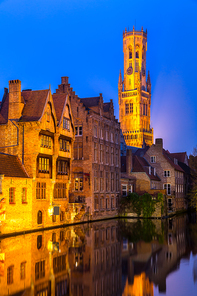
0 0 196 154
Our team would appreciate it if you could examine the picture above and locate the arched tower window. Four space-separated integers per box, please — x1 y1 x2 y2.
129 50 132 59
37 235 42 249
37 211 42 224
136 51 139 59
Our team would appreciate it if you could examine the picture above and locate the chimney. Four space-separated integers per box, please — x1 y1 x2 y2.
126 149 132 174
8 80 23 119
61 77 69 84
155 138 163 150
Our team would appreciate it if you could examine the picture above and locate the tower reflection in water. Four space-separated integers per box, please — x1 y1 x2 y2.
0 214 194 296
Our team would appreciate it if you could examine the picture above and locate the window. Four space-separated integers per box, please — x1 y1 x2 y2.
115 149 119 166
74 173 83 191
136 51 139 58
111 172 114 191
116 173 119 191
63 117 70 130
9 187 15 203
100 144 103 163
57 160 68 175
111 133 114 142
60 211 64 222
129 50 132 59
94 143 97 162
125 103 129 114
111 196 114 209
35 261 45 281
111 147 114 165
74 142 83 160
100 171 104 192
94 170 98 191
37 211 42 224
150 156 156 163
94 126 97 137
54 183 67 199
100 128 103 139
7 265 14 285
129 184 133 193
164 184 171 195
164 170 170 177
37 235 42 250
94 195 99 211
22 187 27 203
135 60 139 72
106 172 109 192
122 185 127 197
106 146 109 164
106 130 109 141
53 255 66 274
174 158 178 165
36 182 46 199
40 135 52 148
20 262 26 280
52 215 56 222
106 197 110 210
130 103 133 114
75 125 82 136
39 157 49 172
60 139 70 152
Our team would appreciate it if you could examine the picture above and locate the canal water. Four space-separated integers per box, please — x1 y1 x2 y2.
0 214 197 296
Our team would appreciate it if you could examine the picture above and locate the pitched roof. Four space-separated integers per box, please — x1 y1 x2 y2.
132 155 160 181
80 97 100 108
20 90 49 122
170 152 188 164
52 93 67 123
163 150 184 172
0 153 29 177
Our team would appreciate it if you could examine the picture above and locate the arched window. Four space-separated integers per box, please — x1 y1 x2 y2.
136 51 139 59
37 211 42 224
129 50 132 59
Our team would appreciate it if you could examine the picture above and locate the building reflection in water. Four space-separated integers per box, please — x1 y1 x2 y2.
0 214 196 296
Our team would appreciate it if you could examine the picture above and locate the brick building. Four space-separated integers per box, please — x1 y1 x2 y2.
0 79 75 233
55 77 121 220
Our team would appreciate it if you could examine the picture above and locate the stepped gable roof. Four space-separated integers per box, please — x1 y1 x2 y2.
80 97 100 108
103 103 110 112
0 153 29 178
52 93 67 123
170 152 188 164
0 93 9 124
163 149 184 172
132 155 160 181
20 89 49 122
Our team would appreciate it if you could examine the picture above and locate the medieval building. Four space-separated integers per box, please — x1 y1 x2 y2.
55 77 121 220
118 27 153 148
0 79 75 233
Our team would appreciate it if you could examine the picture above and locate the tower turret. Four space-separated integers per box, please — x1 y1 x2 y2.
118 27 153 148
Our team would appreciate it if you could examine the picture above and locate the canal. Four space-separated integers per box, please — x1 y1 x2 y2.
0 214 197 295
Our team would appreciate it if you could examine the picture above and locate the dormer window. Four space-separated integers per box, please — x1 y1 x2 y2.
150 156 156 163
63 117 70 130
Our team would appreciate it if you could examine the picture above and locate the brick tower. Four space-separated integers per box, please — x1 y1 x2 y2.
118 26 153 147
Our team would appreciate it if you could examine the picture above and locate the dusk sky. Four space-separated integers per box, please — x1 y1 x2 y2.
0 0 196 154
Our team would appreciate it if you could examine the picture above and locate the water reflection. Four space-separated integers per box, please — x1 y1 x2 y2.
0 214 197 296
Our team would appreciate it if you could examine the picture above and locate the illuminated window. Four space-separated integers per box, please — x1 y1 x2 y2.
63 117 70 130
164 170 170 177
37 211 42 224
150 156 156 163
40 135 52 148
74 173 83 191
75 125 82 136
35 260 45 281
57 160 68 175
59 139 70 152
54 183 67 199
9 187 15 203
7 265 14 285
164 184 171 195
53 255 66 274
39 157 49 172
36 182 46 199
130 103 133 114
20 262 26 280
135 60 139 72
22 187 27 203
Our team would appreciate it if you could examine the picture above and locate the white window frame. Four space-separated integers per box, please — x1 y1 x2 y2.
150 156 156 163
164 183 171 195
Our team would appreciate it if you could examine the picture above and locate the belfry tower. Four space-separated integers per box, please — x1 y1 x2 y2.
118 26 153 147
